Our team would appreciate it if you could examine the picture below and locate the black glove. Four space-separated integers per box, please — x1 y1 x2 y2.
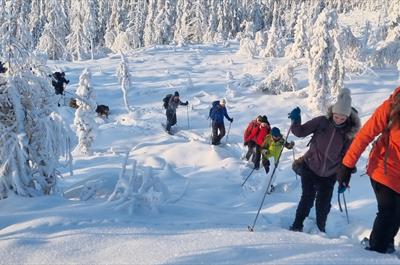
244 142 248 146
337 164 353 193
288 107 301 124
184 101 189 105
66 80 70 84
287 141 295 149
229 117 233 123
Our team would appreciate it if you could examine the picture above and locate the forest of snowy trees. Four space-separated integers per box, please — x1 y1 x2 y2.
0 0 400 198
0 0 397 62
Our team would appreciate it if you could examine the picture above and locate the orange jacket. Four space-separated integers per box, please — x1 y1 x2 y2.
342 87 400 193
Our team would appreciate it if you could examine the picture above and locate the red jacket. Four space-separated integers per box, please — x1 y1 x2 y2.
244 120 270 146
343 87 400 193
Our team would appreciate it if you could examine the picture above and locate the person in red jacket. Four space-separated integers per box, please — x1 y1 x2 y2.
338 87 400 254
243 115 270 169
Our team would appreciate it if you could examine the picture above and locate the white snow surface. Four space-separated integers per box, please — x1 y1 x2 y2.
0 42 399 264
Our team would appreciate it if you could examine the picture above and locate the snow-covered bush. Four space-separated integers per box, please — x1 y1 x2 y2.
369 25 400 67
73 68 97 155
108 157 169 214
290 2 309 59
237 37 257 59
258 63 297 95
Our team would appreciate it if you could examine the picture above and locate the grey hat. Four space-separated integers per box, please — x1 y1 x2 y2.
332 88 352 117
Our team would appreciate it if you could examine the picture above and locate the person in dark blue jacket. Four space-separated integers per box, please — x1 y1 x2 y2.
209 98 233 145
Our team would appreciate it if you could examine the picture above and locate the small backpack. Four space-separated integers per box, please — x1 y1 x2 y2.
209 100 220 120
163 94 173 109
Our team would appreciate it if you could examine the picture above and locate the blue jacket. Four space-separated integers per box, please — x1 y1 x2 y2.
209 101 231 124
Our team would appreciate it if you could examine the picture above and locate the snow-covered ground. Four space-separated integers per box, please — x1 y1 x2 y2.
0 42 399 264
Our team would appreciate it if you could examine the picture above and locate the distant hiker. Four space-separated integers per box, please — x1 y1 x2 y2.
50 71 69 95
338 86 400 254
243 115 271 170
0 61 7 73
209 98 233 145
164 91 188 134
261 127 294 175
289 88 360 233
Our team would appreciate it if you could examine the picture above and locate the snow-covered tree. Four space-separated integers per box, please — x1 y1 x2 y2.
290 2 309 59
258 63 297 94
29 0 46 48
36 0 69 60
308 8 341 113
73 68 96 155
261 2 285 57
0 1 71 198
117 53 132 112
143 0 159 46
237 37 257 59
153 0 175 44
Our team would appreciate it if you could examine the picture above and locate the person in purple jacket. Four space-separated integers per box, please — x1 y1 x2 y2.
288 88 360 233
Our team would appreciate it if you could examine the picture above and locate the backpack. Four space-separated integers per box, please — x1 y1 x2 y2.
163 94 173 109
209 100 220 120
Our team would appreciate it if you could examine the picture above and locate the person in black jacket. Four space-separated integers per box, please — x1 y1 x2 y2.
51 71 69 95
165 91 188 134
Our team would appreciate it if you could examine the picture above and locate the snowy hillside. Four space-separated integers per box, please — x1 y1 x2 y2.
0 41 399 264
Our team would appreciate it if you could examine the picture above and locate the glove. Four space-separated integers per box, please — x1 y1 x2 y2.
185 101 189 105
261 149 267 156
288 107 301 124
229 117 233 123
287 141 295 149
337 164 353 193
66 80 70 84
244 142 248 146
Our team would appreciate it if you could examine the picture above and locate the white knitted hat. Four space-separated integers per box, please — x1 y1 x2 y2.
332 88 352 116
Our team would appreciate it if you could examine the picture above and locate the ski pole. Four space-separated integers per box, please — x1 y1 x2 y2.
186 105 190 129
241 168 255 187
266 126 292 195
338 192 350 224
292 148 297 180
248 126 291 232
225 121 232 144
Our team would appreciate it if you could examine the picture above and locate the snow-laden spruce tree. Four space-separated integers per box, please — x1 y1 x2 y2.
152 0 175 45
0 1 71 198
370 6 400 68
308 8 343 113
290 2 309 59
29 0 46 48
67 0 98 60
143 0 158 46
258 63 297 95
36 0 69 60
73 68 97 155
261 2 285 58
117 53 132 113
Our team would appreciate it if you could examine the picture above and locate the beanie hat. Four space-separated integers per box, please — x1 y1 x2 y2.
332 88 352 117
220 98 226 105
271 127 281 137
174 91 179 97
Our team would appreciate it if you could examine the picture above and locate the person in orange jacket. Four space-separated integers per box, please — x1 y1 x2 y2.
338 86 400 254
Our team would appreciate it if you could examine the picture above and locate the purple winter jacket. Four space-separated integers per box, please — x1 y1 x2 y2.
291 107 361 178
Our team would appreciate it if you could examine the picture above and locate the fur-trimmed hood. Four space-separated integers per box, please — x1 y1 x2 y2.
326 105 361 140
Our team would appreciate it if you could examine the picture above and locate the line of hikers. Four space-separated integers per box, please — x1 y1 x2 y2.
163 86 400 255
